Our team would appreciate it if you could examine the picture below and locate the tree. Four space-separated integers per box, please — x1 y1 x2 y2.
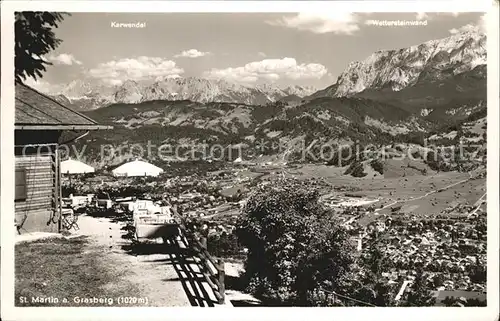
345 161 367 178
469 263 486 284
370 159 384 175
15 12 70 83
432 274 444 288
207 232 243 258
348 238 397 307
400 269 436 306
235 179 354 305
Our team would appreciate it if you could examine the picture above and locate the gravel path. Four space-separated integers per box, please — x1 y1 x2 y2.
75 214 224 307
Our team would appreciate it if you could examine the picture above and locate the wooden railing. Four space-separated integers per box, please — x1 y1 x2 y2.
175 215 226 304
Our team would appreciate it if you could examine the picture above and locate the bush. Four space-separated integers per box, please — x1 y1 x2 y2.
469 264 486 284
235 179 354 305
62 185 78 197
400 269 436 306
370 159 384 175
411 150 421 159
207 232 244 258
425 150 451 172
345 162 367 177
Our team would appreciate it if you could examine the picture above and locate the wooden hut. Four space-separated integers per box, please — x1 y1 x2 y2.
14 83 111 234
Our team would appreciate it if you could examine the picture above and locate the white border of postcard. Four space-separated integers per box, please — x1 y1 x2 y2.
1 1 499 321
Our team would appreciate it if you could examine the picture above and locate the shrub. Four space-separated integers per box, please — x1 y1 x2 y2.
370 159 384 175
236 179 354 305
400 269 436 306
207 232 244 258
345 162 367 177
411 150 421 159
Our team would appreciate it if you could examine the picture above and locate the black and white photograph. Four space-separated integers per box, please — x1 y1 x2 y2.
1 1 499 319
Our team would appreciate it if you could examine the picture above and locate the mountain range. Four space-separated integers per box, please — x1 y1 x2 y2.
57 26 486 169
51 77 317 110
310 26 485 99
48 26 486 114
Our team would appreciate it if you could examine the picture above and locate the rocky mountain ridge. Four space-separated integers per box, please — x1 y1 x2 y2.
52 77 317 110
310 27 486 99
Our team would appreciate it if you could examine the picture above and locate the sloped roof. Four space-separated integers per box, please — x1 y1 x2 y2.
15 82 112 130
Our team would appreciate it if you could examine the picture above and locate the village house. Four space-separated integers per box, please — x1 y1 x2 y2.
14 83 111 234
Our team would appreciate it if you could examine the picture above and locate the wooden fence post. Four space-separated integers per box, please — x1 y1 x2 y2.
217 259 225 304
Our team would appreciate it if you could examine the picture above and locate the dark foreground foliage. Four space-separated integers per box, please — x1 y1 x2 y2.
235 179 355 305
234 178 445 306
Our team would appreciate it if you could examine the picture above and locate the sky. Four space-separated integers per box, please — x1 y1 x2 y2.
26 11 487 92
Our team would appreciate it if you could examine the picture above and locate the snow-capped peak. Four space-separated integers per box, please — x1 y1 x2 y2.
328 26 486 97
